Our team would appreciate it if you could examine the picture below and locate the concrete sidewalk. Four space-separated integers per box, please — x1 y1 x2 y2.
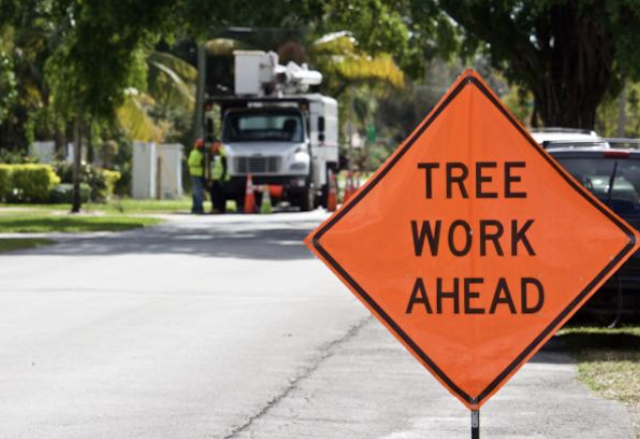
229 317 635 439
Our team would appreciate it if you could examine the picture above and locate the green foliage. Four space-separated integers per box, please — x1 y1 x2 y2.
596 82 640 137
115 49 197 143
0 212 161 233
0 164 10 200
49 182 91 204
102 169 121 200
319 0 409 57
0 163 60 202
147 51 196 112
0 149 38 164
0 49 17 123
44 0 178 125
312 33 404 94
415 0 640 128
52 162 120 202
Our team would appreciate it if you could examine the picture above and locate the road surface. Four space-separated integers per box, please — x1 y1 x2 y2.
0 212 635 438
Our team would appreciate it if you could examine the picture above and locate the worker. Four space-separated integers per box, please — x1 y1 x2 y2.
209 141 230 213
188 138 206 214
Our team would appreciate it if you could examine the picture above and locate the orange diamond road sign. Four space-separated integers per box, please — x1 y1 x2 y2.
305 70 640 410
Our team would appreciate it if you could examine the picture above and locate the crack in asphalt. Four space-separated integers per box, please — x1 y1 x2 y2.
220 315 373 439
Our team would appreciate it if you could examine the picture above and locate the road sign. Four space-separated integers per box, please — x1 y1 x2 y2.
305 70 640 411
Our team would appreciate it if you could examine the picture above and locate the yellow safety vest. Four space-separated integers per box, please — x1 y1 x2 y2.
188 148 204 177
211 146 231 181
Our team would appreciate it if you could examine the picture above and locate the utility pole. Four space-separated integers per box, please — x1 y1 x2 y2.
193 43 207 142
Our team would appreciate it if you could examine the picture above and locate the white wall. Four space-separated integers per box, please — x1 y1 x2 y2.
157 144 183 199
132 142 184 200
132 142 157 199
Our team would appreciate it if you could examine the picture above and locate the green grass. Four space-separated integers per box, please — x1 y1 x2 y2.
558 326 640 437
0 238 55 253
91 198 193 214
0 213 162 233
0 197 192 214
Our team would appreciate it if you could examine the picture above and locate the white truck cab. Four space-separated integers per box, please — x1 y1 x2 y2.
204 52 339 211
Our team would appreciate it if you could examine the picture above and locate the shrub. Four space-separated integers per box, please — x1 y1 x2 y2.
0 165 11 201
0 150 39 164
102 170 121 200
49 183 91 204
0 164 60 202
52 162 121 202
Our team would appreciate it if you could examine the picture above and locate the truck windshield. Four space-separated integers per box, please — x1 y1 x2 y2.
223 111 304 143
555 156 640 230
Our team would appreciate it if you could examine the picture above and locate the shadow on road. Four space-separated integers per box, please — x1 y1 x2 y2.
10 223 317 260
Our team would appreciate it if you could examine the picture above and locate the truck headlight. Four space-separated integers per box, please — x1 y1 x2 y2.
289 162 308 171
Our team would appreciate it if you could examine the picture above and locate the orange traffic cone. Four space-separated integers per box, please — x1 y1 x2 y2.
327 170 337 212
244 173 256 214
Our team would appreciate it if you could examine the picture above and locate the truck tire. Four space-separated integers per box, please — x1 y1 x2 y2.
298 183 315 212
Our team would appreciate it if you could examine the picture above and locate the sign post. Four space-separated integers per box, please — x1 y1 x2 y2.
471 409 479 439
305 70 640 432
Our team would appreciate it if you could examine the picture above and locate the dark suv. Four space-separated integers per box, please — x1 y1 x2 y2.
544 141 640 321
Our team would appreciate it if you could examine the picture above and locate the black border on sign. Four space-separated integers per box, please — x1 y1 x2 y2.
309 75 638 406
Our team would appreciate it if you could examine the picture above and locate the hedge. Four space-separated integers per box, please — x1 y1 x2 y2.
0 164 61 202
0 165 10 200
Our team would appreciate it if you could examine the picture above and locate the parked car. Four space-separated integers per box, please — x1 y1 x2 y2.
531 129 640 323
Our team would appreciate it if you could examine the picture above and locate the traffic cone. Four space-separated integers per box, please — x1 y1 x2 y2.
327 170 337 212
260 185 273 214
244 173 256 214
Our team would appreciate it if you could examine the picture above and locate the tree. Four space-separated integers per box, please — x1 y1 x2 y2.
0 1 68 153
41 0 179 212
310 32 404 98
412 1 640 129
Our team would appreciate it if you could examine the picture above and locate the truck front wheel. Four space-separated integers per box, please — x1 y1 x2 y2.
296 183 315 212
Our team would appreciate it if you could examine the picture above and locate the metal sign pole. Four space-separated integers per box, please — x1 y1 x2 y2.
471 410 480 439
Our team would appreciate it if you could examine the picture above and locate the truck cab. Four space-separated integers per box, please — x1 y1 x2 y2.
203 51 339 211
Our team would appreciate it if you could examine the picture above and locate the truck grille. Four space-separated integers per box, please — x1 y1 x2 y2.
235 156 280 174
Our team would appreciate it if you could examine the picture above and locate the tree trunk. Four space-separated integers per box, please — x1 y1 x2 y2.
86 118 94 164
532 5 615 129
71 114 83 214
54 122 65 161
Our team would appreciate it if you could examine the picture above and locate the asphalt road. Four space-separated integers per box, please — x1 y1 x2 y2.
0 211 635 439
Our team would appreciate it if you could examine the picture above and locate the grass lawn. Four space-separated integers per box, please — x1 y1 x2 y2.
557 326 640 437
0 197 193 215
0 197 245 216
0 213 162 233
0 238 55 253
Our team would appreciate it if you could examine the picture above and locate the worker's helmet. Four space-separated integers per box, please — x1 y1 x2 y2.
194 138 205 149
211 141 222 153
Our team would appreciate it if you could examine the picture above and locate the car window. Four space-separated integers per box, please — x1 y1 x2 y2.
555 157 640 230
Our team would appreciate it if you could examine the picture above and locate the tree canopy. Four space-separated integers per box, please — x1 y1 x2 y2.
413 0 640 129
